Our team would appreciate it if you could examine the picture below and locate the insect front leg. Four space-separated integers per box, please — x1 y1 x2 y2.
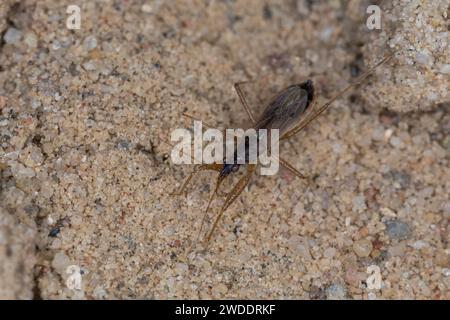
205 164 256 243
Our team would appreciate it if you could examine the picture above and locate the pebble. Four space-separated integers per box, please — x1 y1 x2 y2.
442 268 450 277
288 235 312 261
353 238 373 257
380 207 396 218
388 243 406 257
352 195 367 212
389 136 403 148
3 27 22 44
390 169 411 188
0 95 6 109
367 292 377 300
415 51 433 66
323 247 336 259
9 161 35 178
141 4 153 13
326 283 346 300
82 61 97 71
212 283 228 296
51 40 61 50
93 286 107 299
411 240 428 250
20 145 44 167
83 36 97 51
344 267 363 287
24 32 38 48
439 64 450 74
174 263 188 274
51 252 72 276
384 220 411 240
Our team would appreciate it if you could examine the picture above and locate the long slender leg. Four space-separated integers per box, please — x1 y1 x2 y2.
278 156 306 179
281 52 396 140
234 82 257 125
171 164 222 196
194 174 227 247
182 112 216 129
205 164 256 243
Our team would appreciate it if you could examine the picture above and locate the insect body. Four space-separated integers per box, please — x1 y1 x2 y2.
172 52 395 245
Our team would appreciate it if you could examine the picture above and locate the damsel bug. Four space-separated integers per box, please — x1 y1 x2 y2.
170 51 396 245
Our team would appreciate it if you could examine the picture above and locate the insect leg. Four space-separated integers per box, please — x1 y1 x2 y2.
205 164 256 243
170 163 222 196
234 82 257 125
194 174 227 247
182 112 216 129
278 156 306 180
281 52 396 140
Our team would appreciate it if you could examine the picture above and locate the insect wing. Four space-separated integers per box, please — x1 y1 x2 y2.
256 85 310 137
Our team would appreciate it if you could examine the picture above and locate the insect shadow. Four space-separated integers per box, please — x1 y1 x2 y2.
168 51 396 248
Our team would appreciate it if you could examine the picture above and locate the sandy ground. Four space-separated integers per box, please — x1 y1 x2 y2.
0 0 449 299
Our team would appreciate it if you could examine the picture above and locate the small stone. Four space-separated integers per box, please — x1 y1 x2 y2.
371 249 381 259
390 170 411 188
51 252 72 276
24 32 38 48
19 145 44 167
288 235 312 261
116 139 130 150
415 51 433 65
384 220 411 240
439 64 450 74
389 136 403 148
93 286 107 299
9 162 35 178
50 40 61 51
442 268 450 277
380 207 396 218
141 4 153 13
163 225 175 236
344 267 363 287
326 283 346 300
174 263 188 274
82 61 97 71
411 240 428 250
309 286 326 300
367 292 377 300
388 243 406 257
83 36 97 51
0 96 7 109
352 195 367 212
353 238 373 257
323 247 336 259
4 27 22 44
212 283 228 296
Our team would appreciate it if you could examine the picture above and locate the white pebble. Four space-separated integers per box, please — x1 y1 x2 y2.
83 35 97 50
141 4 153 13
367 292 377 300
